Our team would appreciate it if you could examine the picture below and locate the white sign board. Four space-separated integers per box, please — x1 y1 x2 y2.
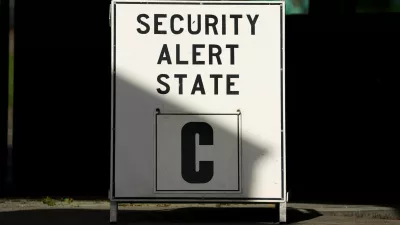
110 0 286 203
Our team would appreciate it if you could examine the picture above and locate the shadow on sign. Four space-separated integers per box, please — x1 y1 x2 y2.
114 73 283 200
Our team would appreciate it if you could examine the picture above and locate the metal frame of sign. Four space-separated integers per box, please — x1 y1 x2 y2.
109 0 286 223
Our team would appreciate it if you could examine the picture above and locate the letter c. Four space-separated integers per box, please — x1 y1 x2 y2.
181 122 214 183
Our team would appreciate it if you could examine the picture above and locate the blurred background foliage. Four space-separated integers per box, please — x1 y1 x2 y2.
254 0 309 14
263 0 400 14
357 0 400 12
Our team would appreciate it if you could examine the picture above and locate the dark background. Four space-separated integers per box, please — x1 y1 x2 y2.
0 0 10 198
1 0 399 204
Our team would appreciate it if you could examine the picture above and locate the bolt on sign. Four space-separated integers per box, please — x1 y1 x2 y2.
110 0 286 223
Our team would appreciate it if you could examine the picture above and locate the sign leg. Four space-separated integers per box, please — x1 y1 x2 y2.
110 201 118 224
279 202 287 223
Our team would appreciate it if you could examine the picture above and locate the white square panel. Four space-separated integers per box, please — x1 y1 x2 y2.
156 114 241 193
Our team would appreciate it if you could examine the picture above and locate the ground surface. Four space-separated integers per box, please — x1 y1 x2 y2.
0 200 399 225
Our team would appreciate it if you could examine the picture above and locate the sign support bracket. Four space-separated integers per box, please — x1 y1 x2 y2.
279 202 287 223
109 200 118 224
